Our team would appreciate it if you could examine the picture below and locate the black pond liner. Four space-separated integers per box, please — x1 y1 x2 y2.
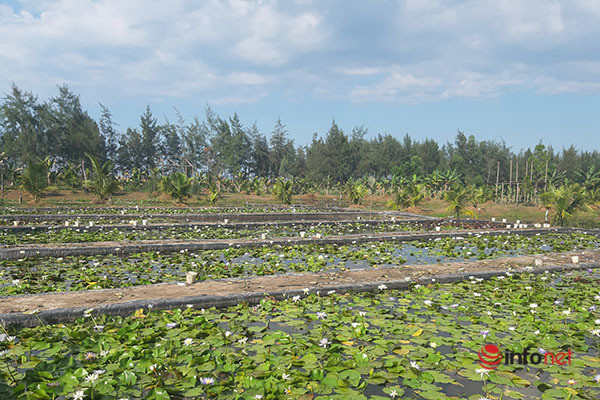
1 262 598 328
0 226 576 260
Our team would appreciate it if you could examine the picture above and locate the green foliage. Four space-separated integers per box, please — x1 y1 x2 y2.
207 183 220 205
58 162 83 191
540 184 592 226
273 177 293 205
347 182 368 204
159 172 193 203
19 158 50 200
394 183 425 209
84 153 120 201
444 186 476 219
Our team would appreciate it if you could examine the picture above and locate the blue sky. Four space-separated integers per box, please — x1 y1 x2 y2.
1 0 599 151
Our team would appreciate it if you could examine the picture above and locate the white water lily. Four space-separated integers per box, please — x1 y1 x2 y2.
71 390 86 400
409 361 420 370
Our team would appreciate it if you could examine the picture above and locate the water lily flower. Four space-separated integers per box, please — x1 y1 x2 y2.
429 342 437 348
359 311 367 317
378 284 388 290
590 329 600 336
0 334 15 342
529 303 538 309
85 373 99 383
562 309 571 316
595 374 600 384
93 325 104 333
225 331 232 337
473 292 481 297
71 390 86 400
303 288 310 294
595 319 600 324
351 322 360 328
149 364 158 371
508 326 516 331
480 330 489 338
475 368 490 378
534 330 540 335
409 361 421 370
319 338 330 348
84 352 96 361
389 389 398 398
292 295 301 302
100 350 109 357
183 338 194 346
568 379 576 385
316 312 327 320
238 337 248 345
199 377 214 385
589 305 597 311
282 372 290 380
424 300 433 306
254 395 263 399
166 323 177 329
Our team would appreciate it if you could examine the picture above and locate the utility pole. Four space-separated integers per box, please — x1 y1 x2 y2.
495 161 500 201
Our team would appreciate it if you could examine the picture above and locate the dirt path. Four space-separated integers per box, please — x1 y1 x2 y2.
1 249 597 314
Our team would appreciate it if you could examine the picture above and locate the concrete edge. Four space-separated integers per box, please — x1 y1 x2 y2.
2 262 597 328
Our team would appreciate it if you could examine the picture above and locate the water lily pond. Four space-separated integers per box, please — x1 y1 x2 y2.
2 233 599 296
0 222 457 246
1 270 599 399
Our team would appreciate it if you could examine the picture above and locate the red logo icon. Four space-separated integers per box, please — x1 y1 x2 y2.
478 344 502 369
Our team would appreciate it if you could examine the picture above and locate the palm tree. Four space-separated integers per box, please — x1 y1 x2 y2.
84 153 120 201
20 158 50 201
160 172 193 203
540 184 591 226
444 186 476 219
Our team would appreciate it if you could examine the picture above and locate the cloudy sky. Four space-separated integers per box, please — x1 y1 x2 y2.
1 0 600 149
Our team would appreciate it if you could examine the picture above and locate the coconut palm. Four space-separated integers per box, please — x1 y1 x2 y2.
159 172 193 203
444 186 476 220
84 153 120 201
540 184 591 226
20 158 50 201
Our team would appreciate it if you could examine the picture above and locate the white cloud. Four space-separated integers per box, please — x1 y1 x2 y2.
1 0 600 106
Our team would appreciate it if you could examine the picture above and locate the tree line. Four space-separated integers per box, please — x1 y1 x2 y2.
1 83 599 193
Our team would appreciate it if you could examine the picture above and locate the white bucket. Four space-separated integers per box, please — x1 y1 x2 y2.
186 271 198 285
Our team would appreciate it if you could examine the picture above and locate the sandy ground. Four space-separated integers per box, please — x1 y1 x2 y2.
1 249 597 314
